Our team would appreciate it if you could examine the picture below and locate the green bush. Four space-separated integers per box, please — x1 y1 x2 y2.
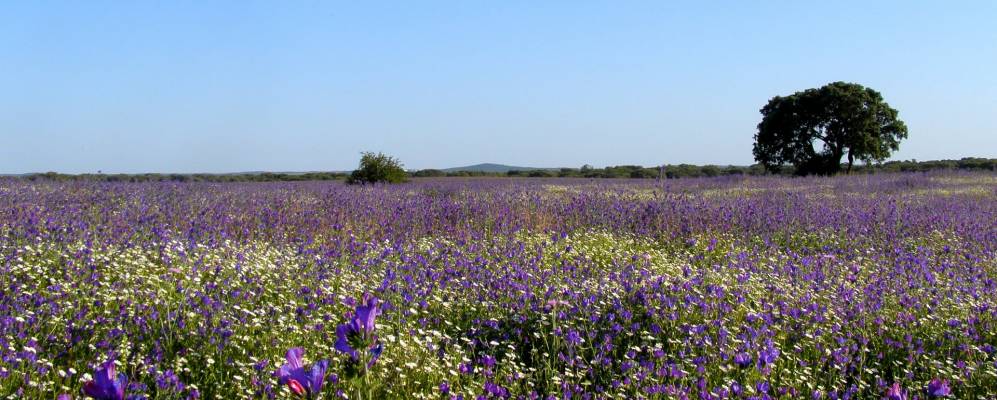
346 152 408 184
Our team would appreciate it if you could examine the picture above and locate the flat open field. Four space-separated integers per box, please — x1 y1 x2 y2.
1 173 996 399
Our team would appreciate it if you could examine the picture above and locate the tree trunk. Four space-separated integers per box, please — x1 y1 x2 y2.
829 146 844 175
847 152 854 174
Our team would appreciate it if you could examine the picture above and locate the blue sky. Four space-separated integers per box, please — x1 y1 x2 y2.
2 1 995 173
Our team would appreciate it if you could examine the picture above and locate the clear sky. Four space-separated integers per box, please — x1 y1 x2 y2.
2 1 995 173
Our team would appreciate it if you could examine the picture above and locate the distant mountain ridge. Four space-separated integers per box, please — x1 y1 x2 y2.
440 163 547 173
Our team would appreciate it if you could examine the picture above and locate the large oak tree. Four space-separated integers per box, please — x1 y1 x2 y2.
753 82 908 175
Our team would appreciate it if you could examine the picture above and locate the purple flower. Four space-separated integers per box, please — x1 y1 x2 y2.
733 352 752 368
758 346 780 366
335 294 383 367
885 382 907 400
926 378 951 397
565 330 583 347
334 325 358 359
82 361 126 400
274 348 329 398
58 395 73 400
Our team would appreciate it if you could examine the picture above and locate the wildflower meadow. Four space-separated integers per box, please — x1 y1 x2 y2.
1 172 995 399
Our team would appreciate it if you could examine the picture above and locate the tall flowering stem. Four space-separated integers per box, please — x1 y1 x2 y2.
335 293 384 376
275 347 329 399
82 361 126 400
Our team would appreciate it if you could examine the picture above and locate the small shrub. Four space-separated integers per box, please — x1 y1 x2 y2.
346 152 408 185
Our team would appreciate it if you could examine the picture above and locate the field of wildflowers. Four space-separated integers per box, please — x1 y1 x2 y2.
1 172 995 399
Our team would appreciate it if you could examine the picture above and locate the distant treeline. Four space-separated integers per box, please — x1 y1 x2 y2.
410 165 767 179
417 158 997 179
12 158 996 182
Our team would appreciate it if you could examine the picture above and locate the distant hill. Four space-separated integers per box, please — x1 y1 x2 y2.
441 163 546 173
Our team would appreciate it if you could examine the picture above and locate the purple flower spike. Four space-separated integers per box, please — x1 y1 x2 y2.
334 325 358 359
275 348 329 398
82 361 126 400
335 293 383 368
733 352 752 368
355 294 380 333
926 378 951 397
885 382 907 400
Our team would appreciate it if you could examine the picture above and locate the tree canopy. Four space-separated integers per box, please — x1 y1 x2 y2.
753 82 908 175
346 152 408 184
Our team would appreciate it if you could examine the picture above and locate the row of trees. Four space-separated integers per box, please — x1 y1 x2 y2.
504 164 764 179
12 157 994 183
424 158 996 179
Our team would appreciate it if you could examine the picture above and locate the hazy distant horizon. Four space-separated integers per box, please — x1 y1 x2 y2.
3 2 996 174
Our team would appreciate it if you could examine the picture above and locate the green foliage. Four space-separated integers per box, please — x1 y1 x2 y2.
860 157 997 173
700 165 721 177
628 168 656 179
753 82 908 175
346 152 408 185
412 169 446 177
